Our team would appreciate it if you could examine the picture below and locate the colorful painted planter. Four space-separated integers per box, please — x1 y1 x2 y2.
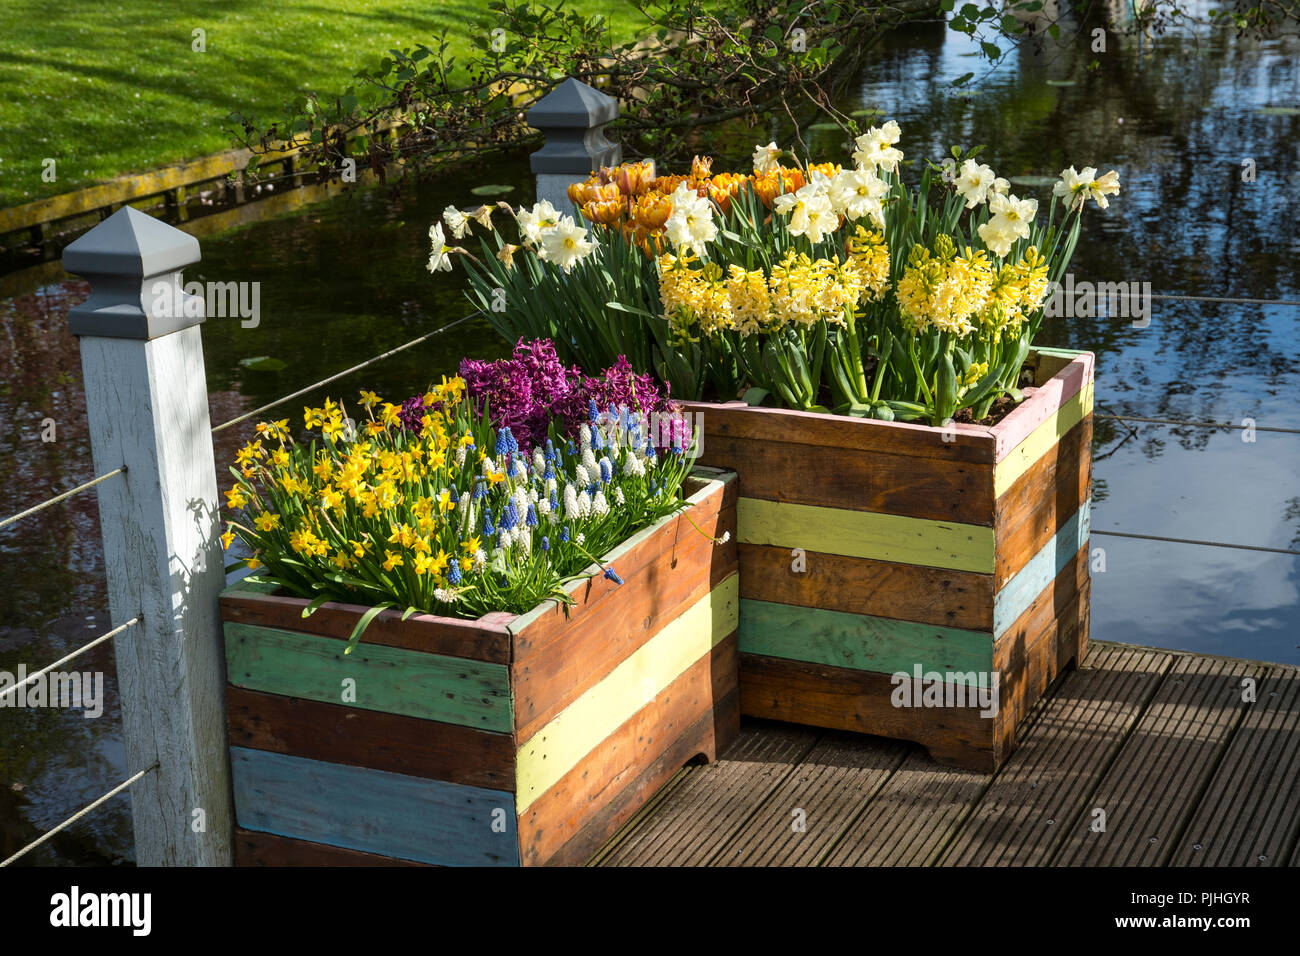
219 469 739 866
681 348 1093 772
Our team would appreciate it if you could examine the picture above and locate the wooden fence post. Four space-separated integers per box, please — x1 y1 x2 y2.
527 77 621 210
62 207 233 866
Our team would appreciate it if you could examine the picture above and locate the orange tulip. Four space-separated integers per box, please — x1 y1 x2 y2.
581 198 624 226
631 194 673 230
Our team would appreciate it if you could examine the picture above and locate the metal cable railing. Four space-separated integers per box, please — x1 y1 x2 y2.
211 313 477 433
0 763 158 867
0 467 125 532
0 618 139 705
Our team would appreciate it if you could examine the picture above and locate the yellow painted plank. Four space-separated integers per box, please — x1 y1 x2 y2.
514 572 739 813
993 380 1094 497
736 498 995 574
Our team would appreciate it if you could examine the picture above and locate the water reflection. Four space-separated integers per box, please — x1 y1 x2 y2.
1 13 1298 865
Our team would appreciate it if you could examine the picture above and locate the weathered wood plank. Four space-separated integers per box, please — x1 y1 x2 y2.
595 723 819 866
235 827 428 867
993 415 1092 590
739 654 999 772
991 351 1093 460
711 733 909 867
682 400 996 464
993 381 1094 497
224 622 513 732
514 574 739 810
511 495 736 740
940 643 1172 866
1051 653 1265 866
231 747 520 866
218 588 514 664
225 686 516 792
1171 666 1300 866
737 543 995 632
700 433 993 525
992 501 1090 638
739 599 994 679
521 640 740 865
821 749 990 866
737 497 995 573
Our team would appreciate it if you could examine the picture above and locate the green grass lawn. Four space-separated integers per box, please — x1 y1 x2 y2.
0 0 650 209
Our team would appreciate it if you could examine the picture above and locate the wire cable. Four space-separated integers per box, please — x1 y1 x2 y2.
211 314 477 434
1096 414 1300 435
0 617 139 704
1092 529 1300 556
0 467 126 532
0 763 158 867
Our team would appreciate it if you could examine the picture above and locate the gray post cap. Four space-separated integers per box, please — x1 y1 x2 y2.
527 77 619 129
527 77 621 177
63 206 205 341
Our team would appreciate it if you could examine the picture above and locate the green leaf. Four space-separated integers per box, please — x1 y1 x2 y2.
345 602 395 655
742 387 770 406
981 41 1002 59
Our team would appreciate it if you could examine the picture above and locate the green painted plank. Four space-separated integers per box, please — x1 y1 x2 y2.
739 599 994 685
224 622 513 732
737 497 995 573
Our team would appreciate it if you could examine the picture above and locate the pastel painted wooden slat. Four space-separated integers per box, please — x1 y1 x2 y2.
230 746 519 866
739 599 993 682
993 380 1095 496
991 351 1094 459
514 572 739 813
736 497 996 573
224 622 513 732
993 500 1091 638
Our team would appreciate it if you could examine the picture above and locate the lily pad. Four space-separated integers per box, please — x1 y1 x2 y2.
1008 175 1059 187
1045 79 1077 87
1257 107 1300 116
239 356 287 372
806 122 842 132
470 183 515 196
850 108 882 118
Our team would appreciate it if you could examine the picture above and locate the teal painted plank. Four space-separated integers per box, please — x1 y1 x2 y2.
231 746 519 866
739 599 994 685
993 499 1091 638
224 622 513 732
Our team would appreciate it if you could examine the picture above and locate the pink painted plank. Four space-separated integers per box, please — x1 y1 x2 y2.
991 352 1095 461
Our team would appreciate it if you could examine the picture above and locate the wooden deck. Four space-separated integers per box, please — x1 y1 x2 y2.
590 642 1300 866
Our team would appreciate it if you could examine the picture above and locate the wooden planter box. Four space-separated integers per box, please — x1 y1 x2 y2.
681 348 1093 772
219 469 739 866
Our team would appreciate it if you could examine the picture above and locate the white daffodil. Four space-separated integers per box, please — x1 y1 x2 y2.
978 192 1038 257
852 121 904 174
539 216 594 273
664 183 718 254
775 180 836 241
955 159 998 209
443 204 471 239
1054 166 1121 210
426 222 453 273
515 199 562 245
752 142 781 176
829 166 889 226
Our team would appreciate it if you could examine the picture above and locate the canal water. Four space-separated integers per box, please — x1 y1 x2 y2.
1 12 1298 864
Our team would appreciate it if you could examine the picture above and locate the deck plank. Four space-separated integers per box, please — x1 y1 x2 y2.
710 733 909 867
1171 666 1300 866
594 722 818 866
1051 653 1266 866
940 643 1171 866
